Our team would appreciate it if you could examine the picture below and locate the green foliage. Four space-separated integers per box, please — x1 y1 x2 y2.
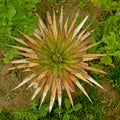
89 0 120 65
3 48 20 63
74 88 104 120
52 87 107 120
90 0 120 13
47 0 66 4
0 109 13 120
53 98 82 120
108 66 120 90
13 110 38 120
103 15 120 54
0 86 119 120
101 14 120 65
0 0 39 63
12 100 49 120
78 0 89 9
101 0 120 13
100 56 112 65
64 98 71 110
63 114 70 120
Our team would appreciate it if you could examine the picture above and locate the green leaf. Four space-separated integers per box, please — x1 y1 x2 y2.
3 48 19 64
2 26 11 35
101 56 112 65
0 0 5 3
63 114 70 120
0 0 39 63
25 3 36 11
73 103 82 111
113 51 120 59
67 109 73 114
78 1 86 8
103 34 116 50
71 115 79 120
37 104 49 118
6 5 16 20
54 108 63 114
64 98 71 110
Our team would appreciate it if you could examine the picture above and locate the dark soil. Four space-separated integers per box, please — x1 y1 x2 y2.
99 81 120 120
0 50 33 111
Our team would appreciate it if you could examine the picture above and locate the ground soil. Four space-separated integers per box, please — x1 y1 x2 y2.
99 81 120 120
0 54 32 111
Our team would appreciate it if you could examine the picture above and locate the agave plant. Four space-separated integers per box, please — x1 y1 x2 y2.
9 6 107 112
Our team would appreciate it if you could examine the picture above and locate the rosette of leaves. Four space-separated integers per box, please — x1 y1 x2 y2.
9 6 107 112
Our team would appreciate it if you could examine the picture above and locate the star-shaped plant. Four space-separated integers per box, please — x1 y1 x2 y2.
9 6 107 112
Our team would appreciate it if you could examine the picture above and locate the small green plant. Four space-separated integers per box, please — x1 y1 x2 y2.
13 110 37 120
0 109 13 120
99 14 120 65
108 66 120 90
102 15 120 58
89 0 120 65
13 101 49 120
62 98 82 120
0 0 39 63
53 98 83 120
78 0 90 9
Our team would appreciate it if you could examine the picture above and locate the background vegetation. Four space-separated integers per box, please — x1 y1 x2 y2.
0 0 120 120
0 0 39 63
